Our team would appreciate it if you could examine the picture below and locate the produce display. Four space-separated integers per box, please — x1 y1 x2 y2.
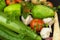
0 0 55 40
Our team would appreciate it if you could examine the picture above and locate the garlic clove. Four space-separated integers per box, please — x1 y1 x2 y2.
21 15 33 25
40 28 51 39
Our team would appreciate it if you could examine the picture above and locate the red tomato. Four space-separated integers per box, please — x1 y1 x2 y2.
30 19 44 32
6 0 15 5
47 1 53 7
15 0 22 3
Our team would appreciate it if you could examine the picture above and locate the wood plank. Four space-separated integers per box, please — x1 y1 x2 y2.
53 12 60 40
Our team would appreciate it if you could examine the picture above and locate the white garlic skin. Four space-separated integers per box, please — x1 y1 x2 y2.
40 28 51 39
21 15 33 25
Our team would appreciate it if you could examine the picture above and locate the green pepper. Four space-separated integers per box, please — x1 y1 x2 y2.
32 5 54 19
4 4 21 16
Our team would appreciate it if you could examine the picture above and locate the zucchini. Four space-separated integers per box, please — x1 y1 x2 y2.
0 14 42 40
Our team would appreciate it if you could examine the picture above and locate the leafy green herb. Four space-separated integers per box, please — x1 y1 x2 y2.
0 0 6 11
43 23 49 27
58 5 60 9
34 25 36 33
25 2 35 10
21 2 34 19
22 12 30 19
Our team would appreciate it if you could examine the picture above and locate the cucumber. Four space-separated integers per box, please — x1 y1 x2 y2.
0 14 42 40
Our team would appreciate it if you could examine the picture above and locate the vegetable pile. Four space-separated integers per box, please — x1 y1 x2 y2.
0 0 6 11
0 0 55 40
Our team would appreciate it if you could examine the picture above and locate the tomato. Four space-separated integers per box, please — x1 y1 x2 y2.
47 1 53 7
15 0 22 3
6 0 15 5
30 19 44 32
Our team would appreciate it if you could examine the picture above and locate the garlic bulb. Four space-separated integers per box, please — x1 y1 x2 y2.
40 28 52 39
43 18 54 25
43 18 54 33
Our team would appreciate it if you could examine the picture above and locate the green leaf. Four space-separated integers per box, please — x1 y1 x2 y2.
0 0 6 11
22 12 30 19
25 2 35 10
58 5 60 9
43 23 49 27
